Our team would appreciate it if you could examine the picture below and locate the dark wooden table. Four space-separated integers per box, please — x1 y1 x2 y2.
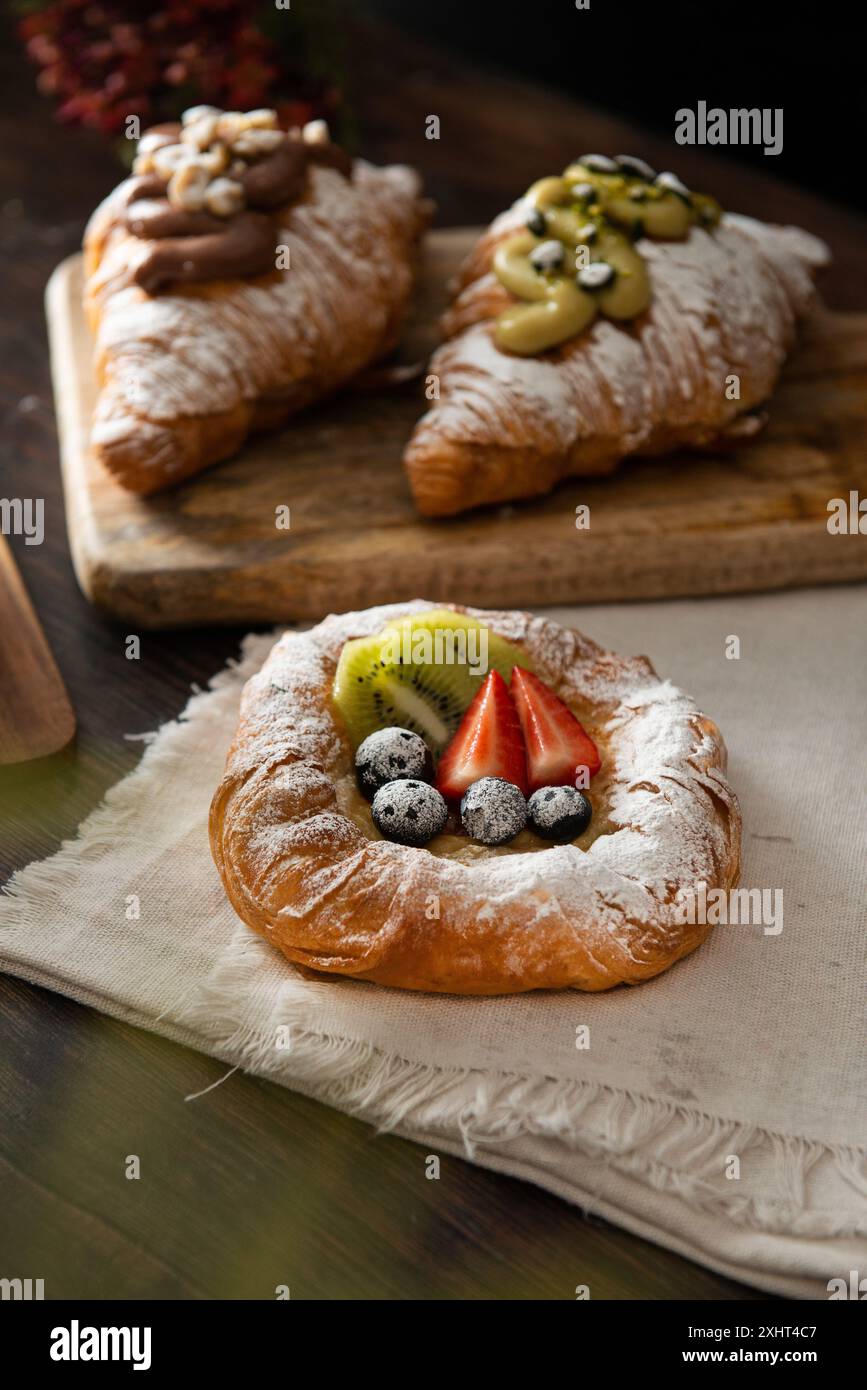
2 15 863 1300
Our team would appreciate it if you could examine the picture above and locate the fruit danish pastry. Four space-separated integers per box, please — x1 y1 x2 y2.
83 108 430 493
403 154 829 515
210 603 741 994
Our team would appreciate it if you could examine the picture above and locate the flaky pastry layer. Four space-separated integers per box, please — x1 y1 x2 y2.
209 603 741 994
403 210 829 515
84 161 430 493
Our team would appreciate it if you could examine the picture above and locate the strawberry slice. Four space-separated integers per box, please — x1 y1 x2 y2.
511 666 601 791
436 670 528 800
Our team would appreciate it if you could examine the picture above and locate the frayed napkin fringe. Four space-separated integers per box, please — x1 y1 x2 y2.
176 939 867 1243
3 618 864 1283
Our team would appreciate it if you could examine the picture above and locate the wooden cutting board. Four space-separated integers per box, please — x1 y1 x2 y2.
47 230 867 629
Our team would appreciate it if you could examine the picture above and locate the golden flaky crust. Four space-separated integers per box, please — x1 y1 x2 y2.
209 602 741 995
83 161 430 494
403 207 829 516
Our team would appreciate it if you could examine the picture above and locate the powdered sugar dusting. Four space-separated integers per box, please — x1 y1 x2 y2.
528 784 590 836
84 161 425 467
461 776 527 845
356 727 431 798
408 212 828 466
371 779 447 845
214 602 741 990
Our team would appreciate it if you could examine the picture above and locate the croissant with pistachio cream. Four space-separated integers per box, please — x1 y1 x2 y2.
403 154 829 516
83 107 430 494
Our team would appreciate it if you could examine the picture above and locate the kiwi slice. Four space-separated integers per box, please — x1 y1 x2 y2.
332 610 531 752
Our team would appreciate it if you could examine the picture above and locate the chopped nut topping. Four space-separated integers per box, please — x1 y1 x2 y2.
215 111 247 145
136 107 285 223
302 119 330 146
245 109 278 130
231 128 285 159
168 160 211 212
205 177 246 218
152 143 193 182
181 113 220 152
181 105 221 126
138 129 177 156
200 143 230 177
215 109 278 146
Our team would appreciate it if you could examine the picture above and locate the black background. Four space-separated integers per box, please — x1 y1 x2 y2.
368 0 862 211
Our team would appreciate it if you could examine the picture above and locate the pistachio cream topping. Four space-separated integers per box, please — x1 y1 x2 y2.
493 154 722 355
120 107 352 294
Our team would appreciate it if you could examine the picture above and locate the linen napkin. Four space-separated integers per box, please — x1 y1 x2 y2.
2 588 865 1299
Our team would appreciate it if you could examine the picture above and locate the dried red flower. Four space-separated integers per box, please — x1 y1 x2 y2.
19 0 341 143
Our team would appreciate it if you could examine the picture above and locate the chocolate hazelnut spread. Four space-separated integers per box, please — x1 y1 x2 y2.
236 142 310 211
132 212 278 295
118 110 353 293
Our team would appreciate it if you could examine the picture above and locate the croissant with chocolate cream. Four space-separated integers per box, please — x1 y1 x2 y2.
83 108 430 493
